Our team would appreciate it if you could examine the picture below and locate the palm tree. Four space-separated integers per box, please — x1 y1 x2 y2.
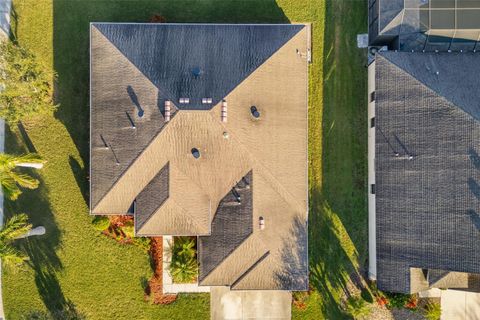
0 153 45 200
169 255 198 283
0 213 32 269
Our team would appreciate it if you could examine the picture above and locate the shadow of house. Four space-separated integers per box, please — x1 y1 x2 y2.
69 156 89 206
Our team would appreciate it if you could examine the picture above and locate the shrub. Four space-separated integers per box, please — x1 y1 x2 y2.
120 220 135 238
169 237 198 283
0 42 57 125
172 236 196 258
170 255 198 283
423 302 441 320
292 291 309 310
92 216 110 231
384 292 411 309
345 296 371 319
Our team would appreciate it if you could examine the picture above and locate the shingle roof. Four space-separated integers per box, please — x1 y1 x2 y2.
94 24 303 110
375 52 480 293
90 23 309 290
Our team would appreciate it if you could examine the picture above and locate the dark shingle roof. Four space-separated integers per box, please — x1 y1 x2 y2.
94 24 303 110
375 52 480 293
134 163 169 230
198 172 253 282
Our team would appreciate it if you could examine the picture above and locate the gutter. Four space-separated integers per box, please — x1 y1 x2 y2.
367 57 377 281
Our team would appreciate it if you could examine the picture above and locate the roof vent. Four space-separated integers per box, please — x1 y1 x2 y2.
250 106 260 119
202 98 213 104
221 100 227 123
191 148 200 159
179 98 190 104
164 100 171 122
192 67 202 78
259 216 265 230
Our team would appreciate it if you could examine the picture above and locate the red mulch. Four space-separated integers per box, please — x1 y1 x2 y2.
144 237 177 305
101 216 134 244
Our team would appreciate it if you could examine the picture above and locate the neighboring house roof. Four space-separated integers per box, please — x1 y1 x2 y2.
375 51 480 293
90 23 309 290
368 0 480 51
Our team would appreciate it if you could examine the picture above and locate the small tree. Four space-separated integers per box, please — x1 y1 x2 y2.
92 216 110 231
0 213 32 269
0 42 57 125
0 152 45 200
170 255 198 283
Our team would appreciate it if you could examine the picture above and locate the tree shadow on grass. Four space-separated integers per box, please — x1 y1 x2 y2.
3 126 82 318
305 0 369 316
308 188 356 319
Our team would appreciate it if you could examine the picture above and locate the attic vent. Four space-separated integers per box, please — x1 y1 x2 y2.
250 106 260 118
164 100 171 122
179 98 190 104
221 100 228 123
259 216 265 230
192 67 202 78
202 98 213 104
191 148 200 159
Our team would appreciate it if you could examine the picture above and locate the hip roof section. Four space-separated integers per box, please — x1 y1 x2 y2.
89 23 309 290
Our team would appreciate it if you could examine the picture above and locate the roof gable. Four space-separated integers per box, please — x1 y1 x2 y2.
94 23 303 110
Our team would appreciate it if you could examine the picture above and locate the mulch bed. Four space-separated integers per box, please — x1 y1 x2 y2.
102 215 134 244
144 237 177 305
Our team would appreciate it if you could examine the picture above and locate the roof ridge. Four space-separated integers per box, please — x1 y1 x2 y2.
92 112 178 213
91 27 175 211
199 233 268 285
378 53 480 123
136 197 206 235
205 109 305 215
134 162 169 231
169 197 209 234
230 251 271 290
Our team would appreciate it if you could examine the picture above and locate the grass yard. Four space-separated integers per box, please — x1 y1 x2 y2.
4 0 367 319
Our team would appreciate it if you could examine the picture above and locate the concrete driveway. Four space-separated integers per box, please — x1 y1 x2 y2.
441 290 480 320
211 287 292 320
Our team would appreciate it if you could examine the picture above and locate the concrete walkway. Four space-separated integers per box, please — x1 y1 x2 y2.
162 236 210 294
210 287 292 320
0 0 10 318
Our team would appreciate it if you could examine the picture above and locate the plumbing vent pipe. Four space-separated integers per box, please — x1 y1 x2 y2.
221 100 227 123
259 217 265 230
165 100 171 122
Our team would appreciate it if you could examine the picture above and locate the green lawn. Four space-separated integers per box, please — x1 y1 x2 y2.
4 0 367 319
